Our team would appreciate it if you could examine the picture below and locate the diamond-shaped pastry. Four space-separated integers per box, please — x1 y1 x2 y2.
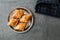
8 19 18 27
14 23 27 31
12 9 24 19
20 14 32 23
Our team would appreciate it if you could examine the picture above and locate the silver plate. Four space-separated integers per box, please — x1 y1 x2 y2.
8 7 34 33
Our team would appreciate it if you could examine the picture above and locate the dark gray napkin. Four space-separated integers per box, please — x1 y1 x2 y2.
35 0 60 18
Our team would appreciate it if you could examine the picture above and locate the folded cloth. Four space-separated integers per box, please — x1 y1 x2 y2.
35 0 60 18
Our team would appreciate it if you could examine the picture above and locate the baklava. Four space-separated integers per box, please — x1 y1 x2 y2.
12 9 24 19
20 14 32 23
14 23 27 31
8 19 18 27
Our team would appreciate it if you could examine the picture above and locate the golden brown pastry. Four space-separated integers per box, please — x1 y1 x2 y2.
20 14 32 23
12 9 24 19
7 19 18 27
14 23 27 31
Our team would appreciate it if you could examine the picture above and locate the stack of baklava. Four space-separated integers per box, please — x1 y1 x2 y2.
8 9 32 31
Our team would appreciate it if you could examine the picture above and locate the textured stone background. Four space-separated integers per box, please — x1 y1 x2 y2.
0 0 60 40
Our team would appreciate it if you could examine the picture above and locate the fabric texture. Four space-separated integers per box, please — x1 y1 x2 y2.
35 0 60 18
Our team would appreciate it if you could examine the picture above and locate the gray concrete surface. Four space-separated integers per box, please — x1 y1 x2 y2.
0 0 60 40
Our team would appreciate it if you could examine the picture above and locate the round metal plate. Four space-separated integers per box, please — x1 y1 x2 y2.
8 7 34 33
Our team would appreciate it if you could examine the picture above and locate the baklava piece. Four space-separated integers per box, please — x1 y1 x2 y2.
12 9 24 19
7 19 18 27
20 14 32 23
14 23 27 31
